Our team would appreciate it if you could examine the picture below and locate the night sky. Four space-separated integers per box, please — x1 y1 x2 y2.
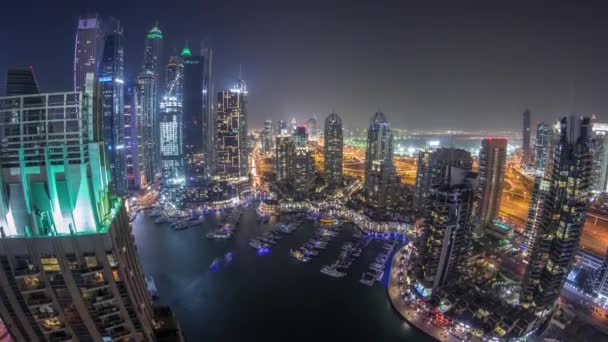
2 1 608 130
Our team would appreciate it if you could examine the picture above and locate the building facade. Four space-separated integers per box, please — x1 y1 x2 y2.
6 68 40 96
276 135 294 182
262 120 273 154
74 14 104 92
591 122 608 192
323 112 343 187
181 46 206 188
413 148 473 217
364 112 393 194
0 89 156 341
98 22 126 194
521 116 592 312
419 167 478 296
159 96 183 179
215 81 248 180
124 83 145 190
522 109 531 164
535 122 551 174
476 138 507 230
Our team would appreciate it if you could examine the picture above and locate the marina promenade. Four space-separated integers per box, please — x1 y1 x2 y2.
387 246 461 342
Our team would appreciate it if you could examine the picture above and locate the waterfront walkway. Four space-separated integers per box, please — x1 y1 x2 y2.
387 246 461 342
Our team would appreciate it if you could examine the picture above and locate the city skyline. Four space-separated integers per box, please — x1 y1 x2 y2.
3 2 608 130
2 2 608 341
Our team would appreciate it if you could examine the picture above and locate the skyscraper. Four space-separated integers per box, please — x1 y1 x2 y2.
293 126 307 147
276 135 294 182
364 112 400 207
5 68 39 96
124 82 145 189
0 86 156 341
476 138 507 230
159 95 183 179
419 166 478 296
278 119 288 135
591 123 608 192
306 117 317 141
160 55 184 180
215 80 248 180
323 112 343 186
138 23 163 185
292 145 315 197
262 120 273 153
74 14 104 92
200 42 214 174
142 23 164 86
98 21 126 194
522 177 551 257
413 148 473 216
181 45 206 187
522 116 592 311
522 109 531 164
535 122 551 174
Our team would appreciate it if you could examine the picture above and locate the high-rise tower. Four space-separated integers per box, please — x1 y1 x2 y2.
181 44 206 189
0 80 156 341
5 68 40 96
364 112 399 208
98 20 126 194
323 112 343 187
591 123 608 192
413 148 473 216
215 80 248 180
276 135 294 182
521 116 592 311
262 120 273 154
476 138 507 230
74 14 104 92
138 23 164 186
522 109 531 164
419 166 478 296
535 122 551 174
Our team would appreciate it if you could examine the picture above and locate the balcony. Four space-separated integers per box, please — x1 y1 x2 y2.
27 295 53 308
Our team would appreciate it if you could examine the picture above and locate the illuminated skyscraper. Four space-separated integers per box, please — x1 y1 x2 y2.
476 138 507 230
276 135 294 182
5 68 40 96
522 177 550 257
323 112 343 187
591 123 608 192
293 126 307 147
522 116 592 311
160 55 184 179
419 166 478 296
124 82 145 189
138 23 163 185
292 145 315 198
0 82 156 340
278 119 288 135
413 148 473 216
215 80 248 180
200 42 214 174
262 120 273 153
181 44 206 187
535 122 551 174
364 112 400 207
98 20 126 194
159 95 183 179
74 14 104 92
522 109 531 164
306 117 317 141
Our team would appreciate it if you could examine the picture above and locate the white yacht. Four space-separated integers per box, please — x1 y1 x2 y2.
320 266 346 278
